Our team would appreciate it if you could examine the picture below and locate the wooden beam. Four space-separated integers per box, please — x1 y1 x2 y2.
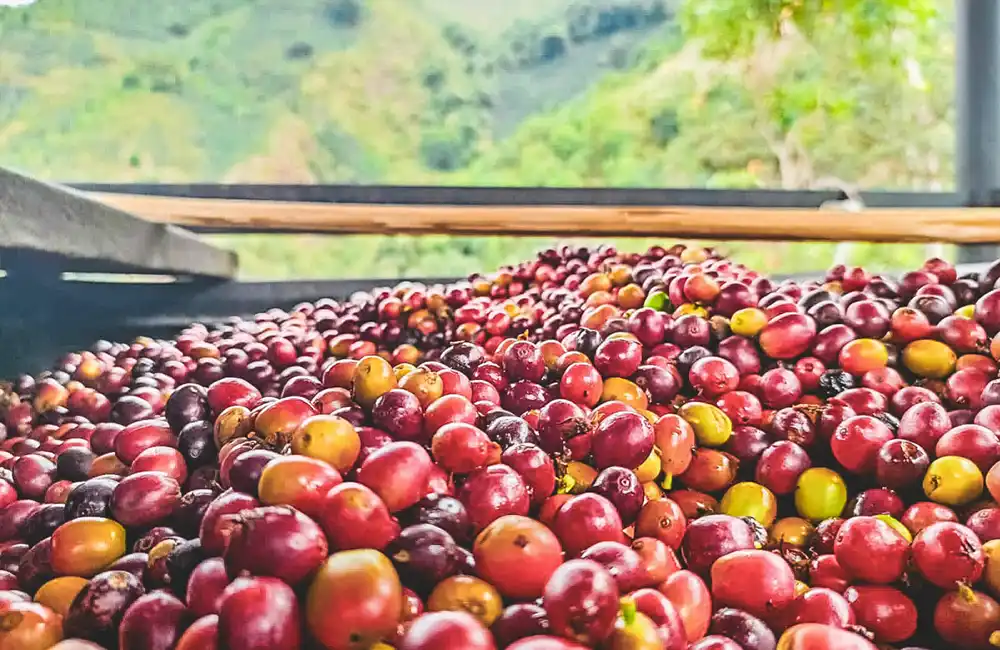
0 169 237 278
88 191 1000 243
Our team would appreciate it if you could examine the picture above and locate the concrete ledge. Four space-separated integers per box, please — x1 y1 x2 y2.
0 167 236 278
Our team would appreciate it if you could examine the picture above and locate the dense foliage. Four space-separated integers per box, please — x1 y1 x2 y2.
0 0 954 277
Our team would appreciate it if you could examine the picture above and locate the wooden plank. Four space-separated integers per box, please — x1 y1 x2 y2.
0 168 237 278
88 191 1000 243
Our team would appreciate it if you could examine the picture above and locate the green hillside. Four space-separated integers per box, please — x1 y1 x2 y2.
0 0 668 183
0 0 955 279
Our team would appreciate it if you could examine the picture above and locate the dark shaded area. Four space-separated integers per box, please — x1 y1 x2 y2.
0 271 458 377
285 42 314 60
325 0 362 27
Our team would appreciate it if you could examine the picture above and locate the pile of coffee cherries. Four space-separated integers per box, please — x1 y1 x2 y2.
4 244 1000 650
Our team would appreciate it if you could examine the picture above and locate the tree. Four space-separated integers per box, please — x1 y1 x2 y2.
325 0 362 27
680 0 940 60
678 0 951 190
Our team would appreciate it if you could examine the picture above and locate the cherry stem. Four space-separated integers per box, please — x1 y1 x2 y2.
958 582 977 604
619 597 637 627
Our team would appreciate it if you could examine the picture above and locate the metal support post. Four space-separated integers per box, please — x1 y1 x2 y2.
957 0 1000 262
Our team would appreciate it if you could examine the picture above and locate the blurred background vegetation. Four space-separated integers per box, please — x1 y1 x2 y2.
0 0 953 279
